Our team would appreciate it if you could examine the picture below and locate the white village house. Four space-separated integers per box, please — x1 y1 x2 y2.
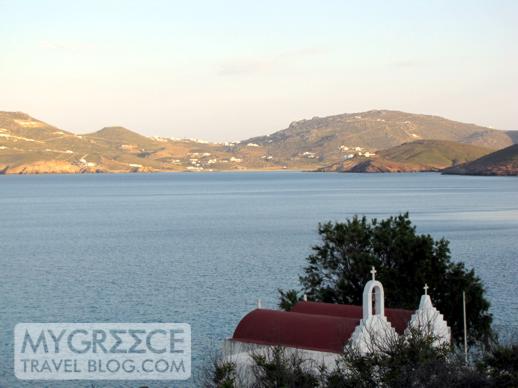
223 268 450 370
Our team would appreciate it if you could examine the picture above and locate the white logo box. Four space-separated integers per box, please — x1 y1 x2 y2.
14 323 191 380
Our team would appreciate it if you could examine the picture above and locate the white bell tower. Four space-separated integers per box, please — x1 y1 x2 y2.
362 266 385 318
350 267 397 354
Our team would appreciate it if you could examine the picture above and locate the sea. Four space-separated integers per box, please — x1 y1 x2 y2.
1 172 517 387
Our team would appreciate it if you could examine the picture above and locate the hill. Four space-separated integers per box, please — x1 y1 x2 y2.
0 111 111 173
442 144 518 176
241 110 513 169
319 140 493 173
84 126 162 150
0 110 515 174
0 112 287 173
0 111 73 140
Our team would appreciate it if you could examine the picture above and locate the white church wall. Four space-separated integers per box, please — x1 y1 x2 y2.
349 315 398 354
222 338 341 385
223 339 340 370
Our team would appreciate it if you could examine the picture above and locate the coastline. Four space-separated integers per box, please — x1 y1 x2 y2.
1 168 514 177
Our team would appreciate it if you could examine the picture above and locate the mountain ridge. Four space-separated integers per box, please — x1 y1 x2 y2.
244 109 513 152
0 110 516 174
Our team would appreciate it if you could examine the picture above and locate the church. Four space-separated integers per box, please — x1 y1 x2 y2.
223 268 451 369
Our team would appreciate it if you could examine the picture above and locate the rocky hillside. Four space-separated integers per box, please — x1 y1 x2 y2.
0 112 288 174
0 110 515 174
319 140 493 173
442 144 518 176
242 110 514 167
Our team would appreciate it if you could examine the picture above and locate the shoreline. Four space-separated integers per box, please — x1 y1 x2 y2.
2 168 515 177
1 170 514 177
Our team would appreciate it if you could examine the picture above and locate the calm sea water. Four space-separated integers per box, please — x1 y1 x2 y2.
0 172 517 387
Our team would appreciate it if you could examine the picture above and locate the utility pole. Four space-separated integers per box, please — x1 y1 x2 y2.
468 292 472 364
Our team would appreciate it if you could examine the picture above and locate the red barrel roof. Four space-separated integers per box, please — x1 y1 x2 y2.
384 308 414 334
291 301 362 319
291 301 413 334
232 309 360 354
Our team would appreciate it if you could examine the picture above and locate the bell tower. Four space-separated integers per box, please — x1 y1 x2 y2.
362 266 385 319
350 267 397 354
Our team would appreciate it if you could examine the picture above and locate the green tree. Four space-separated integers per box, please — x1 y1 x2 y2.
212 361 238 388
279 213 492 345
327 330 490 388
251 347 320 388
478 343 518 387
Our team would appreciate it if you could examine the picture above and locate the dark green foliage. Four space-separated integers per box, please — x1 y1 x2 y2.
327 331 491 388
196 350 238 388
250 347 320 388
279 213 493 345
277 289 301 312
206 340 518 387
479 343 518 387
213 361 238 388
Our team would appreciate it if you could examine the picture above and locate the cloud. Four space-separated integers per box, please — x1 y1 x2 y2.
218 47 328 76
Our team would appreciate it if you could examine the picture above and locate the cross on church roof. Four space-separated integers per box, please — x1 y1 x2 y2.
424 284 429 295
370 266 377 281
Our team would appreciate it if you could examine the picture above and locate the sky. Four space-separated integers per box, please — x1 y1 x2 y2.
1 0 517 141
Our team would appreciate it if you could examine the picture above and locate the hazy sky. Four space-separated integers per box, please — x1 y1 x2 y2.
1 0 517 141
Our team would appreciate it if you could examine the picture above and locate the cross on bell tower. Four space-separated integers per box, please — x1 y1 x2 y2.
370 266 377 281
424 284 429 295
